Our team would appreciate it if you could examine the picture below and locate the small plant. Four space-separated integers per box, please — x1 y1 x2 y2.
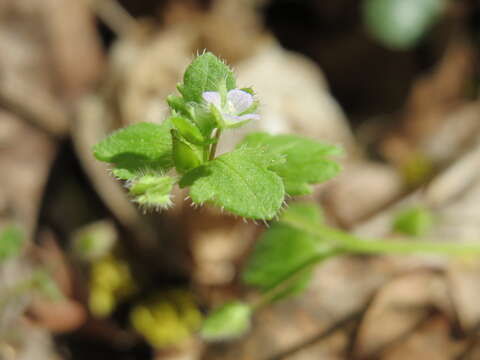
93 52 341 220
93 52 480 344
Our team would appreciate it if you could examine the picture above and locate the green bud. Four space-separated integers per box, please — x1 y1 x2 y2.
71 221 117 261
170 116 205 145
171 130 202 174
200 301 252 341
166 95 188 115
129 174 175 209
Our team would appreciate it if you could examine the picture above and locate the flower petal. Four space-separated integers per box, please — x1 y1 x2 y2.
202 91 221 108
223 113 260 124
236 113 260 121
227 90 253 114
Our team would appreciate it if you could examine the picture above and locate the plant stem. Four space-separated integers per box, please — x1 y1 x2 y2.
281 213 480 256
89 0 136 36
208 128 222 160
203 144 209 162
341 236 480 255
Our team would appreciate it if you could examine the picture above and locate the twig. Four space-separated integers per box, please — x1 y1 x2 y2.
266 311 362 360
0 83 68 136
87 0 136 36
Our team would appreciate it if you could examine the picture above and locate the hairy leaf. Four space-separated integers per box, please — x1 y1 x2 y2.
93 122 173 180
180 148 284 220
181 52 236 103
240 132 342 195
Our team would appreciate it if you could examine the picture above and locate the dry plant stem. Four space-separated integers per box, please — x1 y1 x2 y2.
267 311 362 360
208 128 222 161
88 0 136 36
282 216 480 256
0 84 68 136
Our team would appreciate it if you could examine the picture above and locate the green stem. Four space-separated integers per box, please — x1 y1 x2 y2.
340 237 480 255
203 145 209 162
281 214 480 256
208 128 222 161
247 210 480 310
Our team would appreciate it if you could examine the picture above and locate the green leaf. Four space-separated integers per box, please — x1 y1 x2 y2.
242 225 317 292
180 148 285 220
240 132 342 196
393 206 434 236
0 225 23 262
93 122 173 180
201 301 252 341
363 0 445 50
181 52 236 103
129 174 175 209
243 202 333 301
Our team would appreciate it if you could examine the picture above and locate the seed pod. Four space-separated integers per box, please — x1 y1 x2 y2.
171 130 202 173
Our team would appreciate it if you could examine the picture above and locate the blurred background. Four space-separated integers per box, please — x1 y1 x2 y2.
1 0 480 359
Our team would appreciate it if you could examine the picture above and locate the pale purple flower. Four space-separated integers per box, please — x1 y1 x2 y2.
202 89 260 125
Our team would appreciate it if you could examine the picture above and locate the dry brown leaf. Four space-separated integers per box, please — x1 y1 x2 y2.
381 315 465 360
353 271 453 359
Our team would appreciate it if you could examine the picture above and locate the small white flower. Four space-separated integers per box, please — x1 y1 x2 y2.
202 89 260 125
